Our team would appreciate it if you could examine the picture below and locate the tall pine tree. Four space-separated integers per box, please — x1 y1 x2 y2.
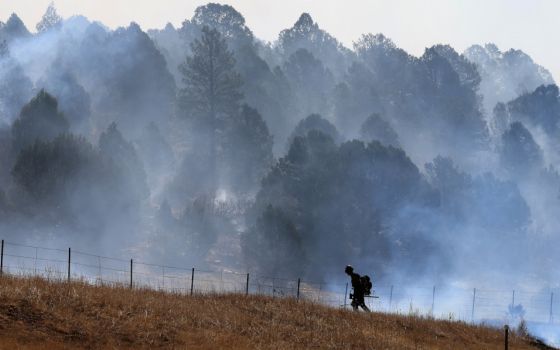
178 26 242 194
36 2 62 33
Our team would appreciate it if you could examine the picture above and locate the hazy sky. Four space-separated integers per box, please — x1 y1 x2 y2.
1 0 559 81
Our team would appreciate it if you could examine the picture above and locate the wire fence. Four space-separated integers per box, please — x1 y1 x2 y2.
0 238 558 327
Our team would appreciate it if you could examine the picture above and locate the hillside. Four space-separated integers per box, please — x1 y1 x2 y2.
0 276 553 349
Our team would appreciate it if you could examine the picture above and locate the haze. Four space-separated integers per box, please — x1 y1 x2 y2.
1 0 559 82
1 0 560 345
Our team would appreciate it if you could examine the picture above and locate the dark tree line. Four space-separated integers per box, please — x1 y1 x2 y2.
0 3 558 280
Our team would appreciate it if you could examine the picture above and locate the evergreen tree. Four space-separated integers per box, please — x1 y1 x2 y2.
189 3 253 47
38 64 91 131
282 48 334 118
178 26 243 194
78 22 176 137
1 14 31 41
11 133 144 232
491 102 511 137
287 114 340 149
242 205 306 277
99 122 149 201
500 122 544 177
179 26 242 123
360 113 400 147
36 2 62 33
507 84 560 134
12 134 99 201
464 43 554 114
245 132 428 279
11 90 69 154
278 13 351 79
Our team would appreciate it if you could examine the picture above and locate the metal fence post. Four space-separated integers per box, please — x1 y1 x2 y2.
97 256 101 282
297 278 301 301
33 247 37 275
431 285 436 316
471 288 476 322
190 267 194 295
246 273 249 296
130 259 133 289
0 239 3 276
344 282 348 308
550 292 554 324
67 247 71 282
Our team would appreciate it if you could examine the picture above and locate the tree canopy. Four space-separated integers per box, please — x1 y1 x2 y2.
36 2 62 33
11 90 69 153
179 26 242 125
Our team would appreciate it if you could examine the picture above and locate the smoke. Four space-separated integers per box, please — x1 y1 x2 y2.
0 3 559 345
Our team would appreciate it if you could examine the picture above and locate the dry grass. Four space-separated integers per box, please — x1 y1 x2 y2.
0 275 550 349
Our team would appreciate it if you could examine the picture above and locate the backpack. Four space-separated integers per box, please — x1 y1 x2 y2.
361 275 372 295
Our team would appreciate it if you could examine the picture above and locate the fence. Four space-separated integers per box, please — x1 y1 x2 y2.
0 239 558 328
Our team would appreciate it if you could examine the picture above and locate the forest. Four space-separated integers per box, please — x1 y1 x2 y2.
0 3 558 288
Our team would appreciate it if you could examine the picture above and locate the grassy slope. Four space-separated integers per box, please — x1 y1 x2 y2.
0 276 552 349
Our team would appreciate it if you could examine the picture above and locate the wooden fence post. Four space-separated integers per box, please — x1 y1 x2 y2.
297 278 301 301
130 259 133 289
246 273 249 296
504 325 509 350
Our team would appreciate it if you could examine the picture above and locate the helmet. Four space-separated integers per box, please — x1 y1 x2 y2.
345 265 353 274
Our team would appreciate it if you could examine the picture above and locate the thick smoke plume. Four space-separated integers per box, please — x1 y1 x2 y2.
0 2 559 344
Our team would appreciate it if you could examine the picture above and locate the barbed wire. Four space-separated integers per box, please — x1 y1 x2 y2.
0 238 558 324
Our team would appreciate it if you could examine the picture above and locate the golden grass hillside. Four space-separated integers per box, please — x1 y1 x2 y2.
0 275 554 349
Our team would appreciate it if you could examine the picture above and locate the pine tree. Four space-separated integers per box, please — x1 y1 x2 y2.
178 26 243 194
360 113 400 147
11 90 69 153
178 26 242 123
500 122 543 177
36 2 62 33
99 122 149 201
